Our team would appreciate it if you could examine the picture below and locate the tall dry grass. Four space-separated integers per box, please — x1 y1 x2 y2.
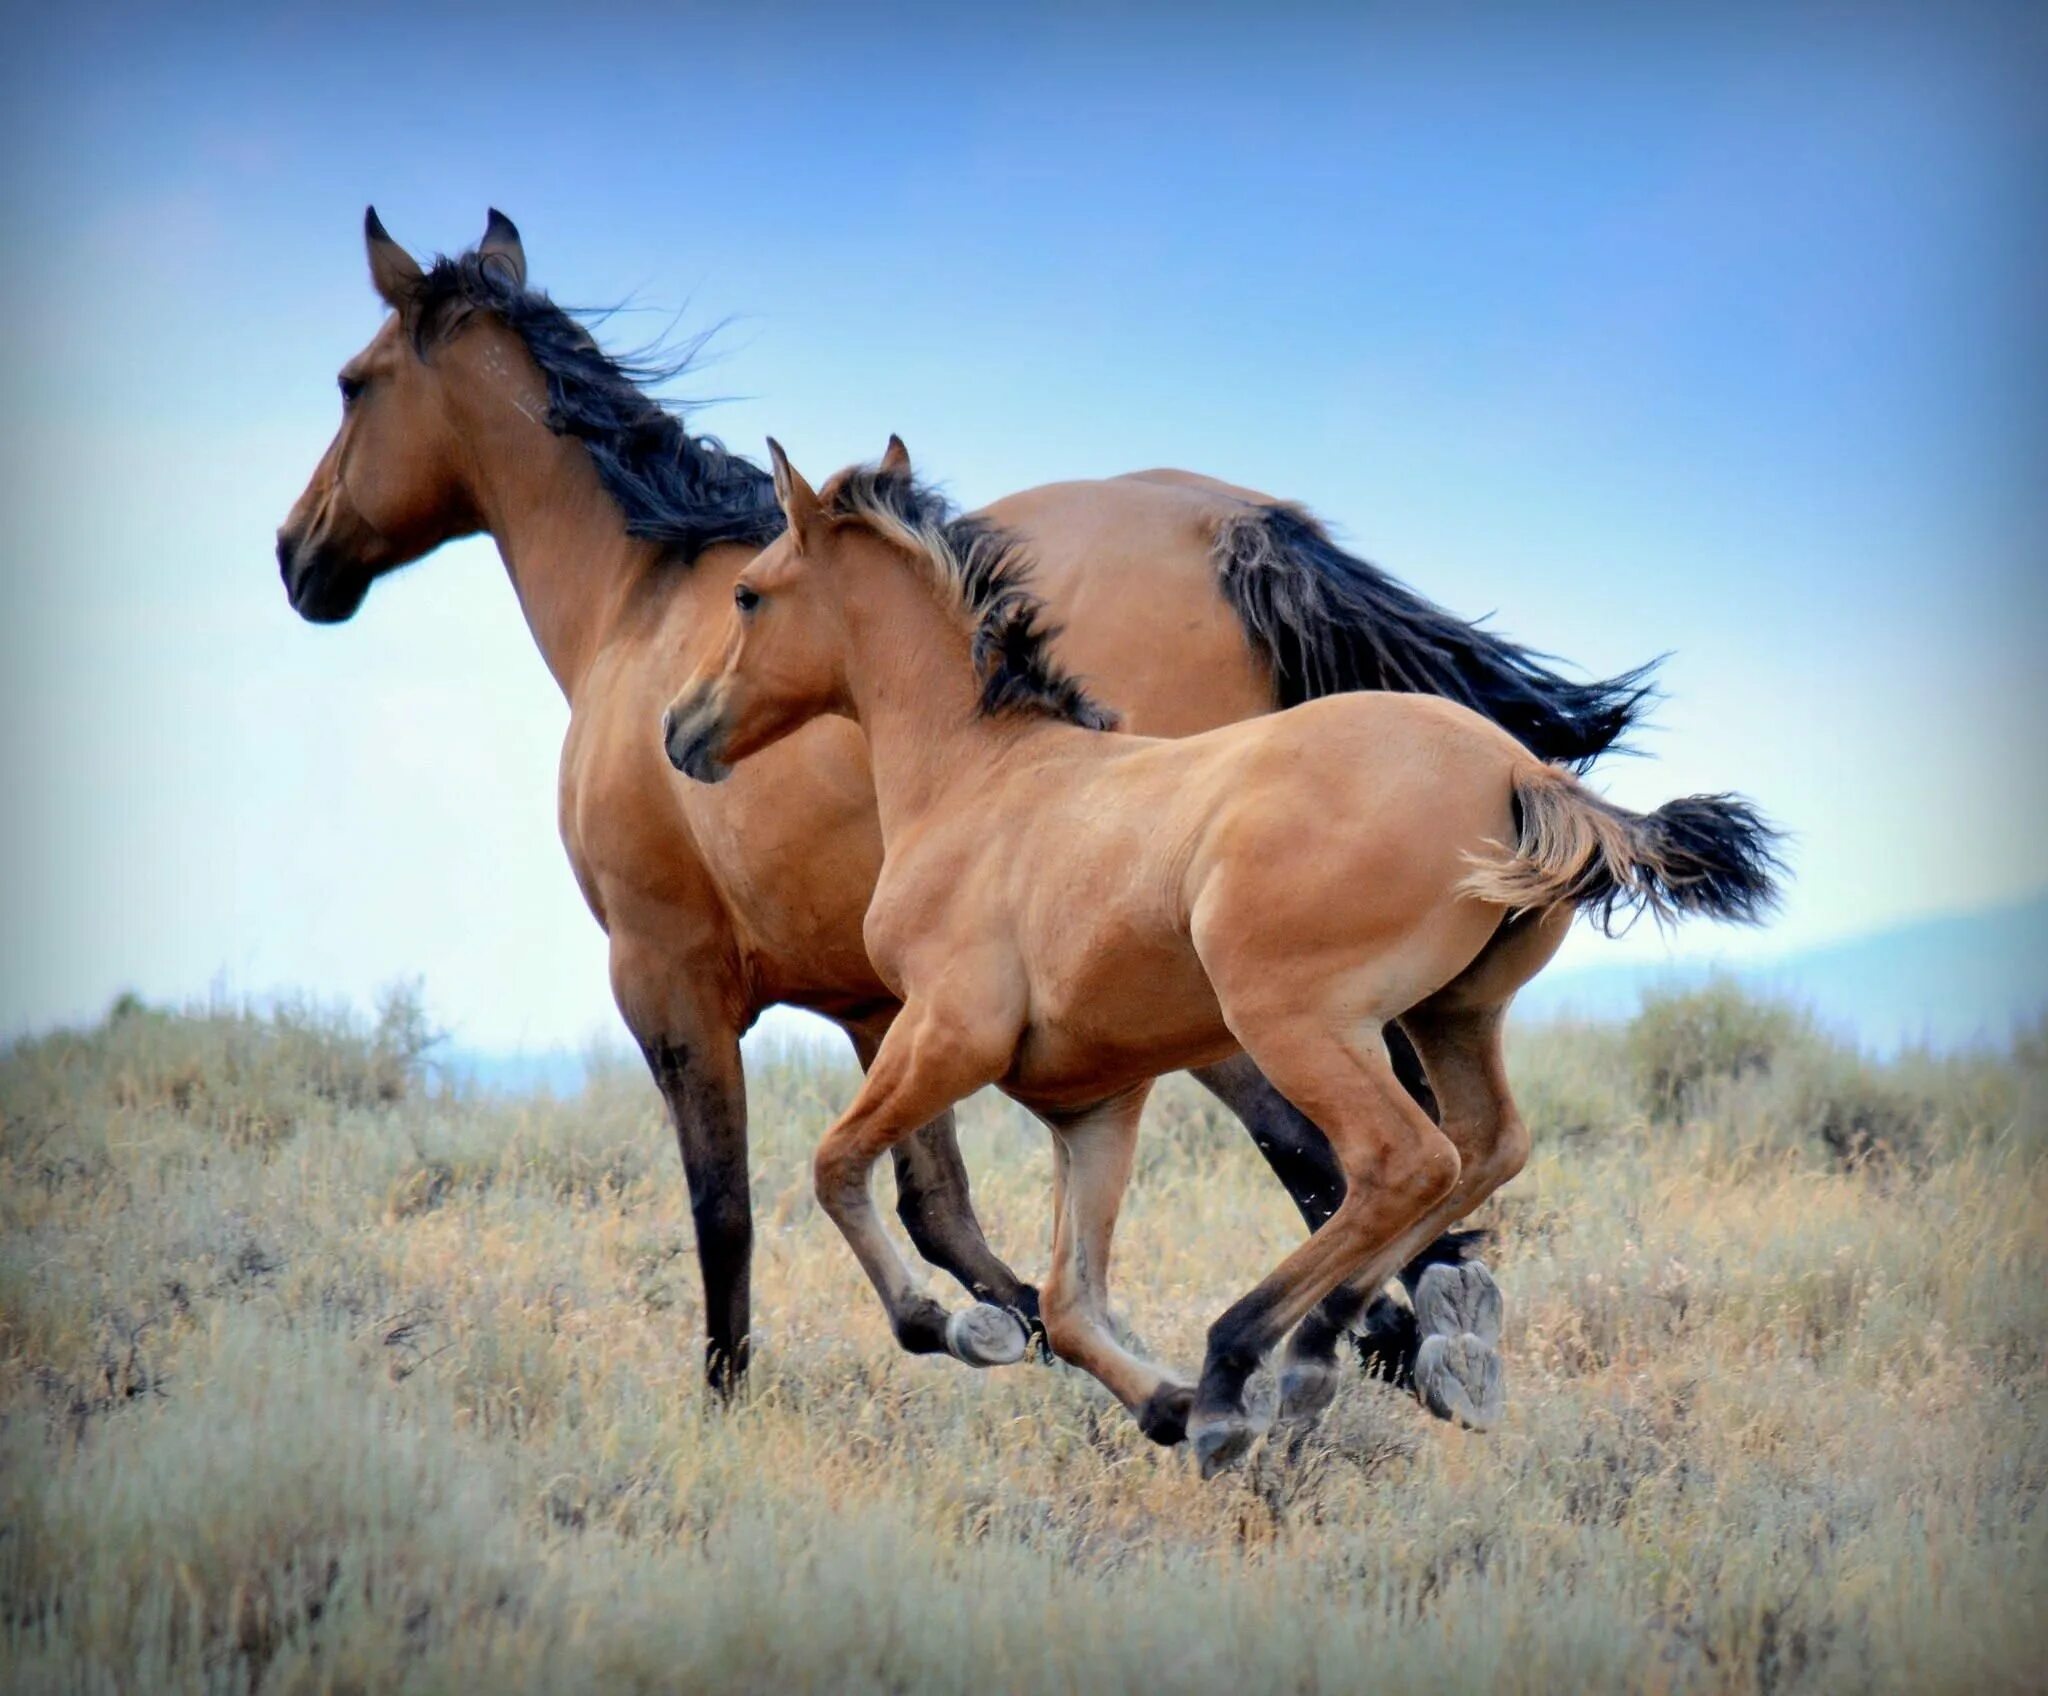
2 983 2042 1693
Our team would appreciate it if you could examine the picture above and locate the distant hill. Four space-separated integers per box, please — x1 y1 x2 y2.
1516 892 2048 1053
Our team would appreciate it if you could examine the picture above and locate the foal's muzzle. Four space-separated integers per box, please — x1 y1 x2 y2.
662 697 732 784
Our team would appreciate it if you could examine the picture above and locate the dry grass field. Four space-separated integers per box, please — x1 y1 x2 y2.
3 983 2043 1693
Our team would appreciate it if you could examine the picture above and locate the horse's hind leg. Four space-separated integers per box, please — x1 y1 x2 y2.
1040 1086 1196 1444
813 1006 1029 1369
1187 1020 1461 1477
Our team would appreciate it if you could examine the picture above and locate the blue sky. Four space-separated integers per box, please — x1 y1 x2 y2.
2 4 2043 1051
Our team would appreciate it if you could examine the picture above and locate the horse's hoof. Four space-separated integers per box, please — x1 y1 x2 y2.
1276 1359 1340 1426
1189 1414 1258 1479
1415 1331 1504 1430
1414 1261 1503 1348
945 1303 1030 1367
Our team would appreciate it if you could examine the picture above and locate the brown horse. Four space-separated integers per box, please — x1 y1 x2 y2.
661 440 1780 1474
277 209 1656 1407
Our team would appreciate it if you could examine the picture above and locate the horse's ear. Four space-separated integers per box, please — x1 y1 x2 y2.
364 206 424 310
766 438 823 550
478 207 527 290
877 434 912 480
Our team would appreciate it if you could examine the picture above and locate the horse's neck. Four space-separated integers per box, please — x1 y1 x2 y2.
840 561 1030 839
442 337 678 702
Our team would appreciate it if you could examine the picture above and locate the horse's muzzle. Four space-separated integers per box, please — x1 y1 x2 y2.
277 530 369 624
662 699 731 784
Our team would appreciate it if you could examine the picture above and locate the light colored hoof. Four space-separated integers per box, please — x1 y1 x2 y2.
945 1303 1029 1368
1414 1261 1503 1348
1276 1359 1340 1426
1415 1331 1504 1430
1189 1414 1258 1479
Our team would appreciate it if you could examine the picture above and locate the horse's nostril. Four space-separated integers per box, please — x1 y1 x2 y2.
276 531 299 585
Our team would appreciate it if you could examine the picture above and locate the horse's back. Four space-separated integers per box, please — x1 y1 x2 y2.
975 475 1276 737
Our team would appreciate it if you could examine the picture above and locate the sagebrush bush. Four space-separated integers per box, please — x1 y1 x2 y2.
0 982 439 1154
1625 979 1818 1121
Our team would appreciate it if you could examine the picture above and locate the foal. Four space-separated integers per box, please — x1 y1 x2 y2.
662 440 1780 1475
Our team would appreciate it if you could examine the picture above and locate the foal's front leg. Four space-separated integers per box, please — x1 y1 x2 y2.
812 1006 1029 1368
1040 1088 1197 1446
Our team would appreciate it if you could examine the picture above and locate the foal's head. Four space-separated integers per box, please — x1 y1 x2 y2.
275 209 527 621
660 439 888 782
661 439 1116 783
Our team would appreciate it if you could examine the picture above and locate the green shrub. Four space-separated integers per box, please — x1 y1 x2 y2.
1625 980 1817 1122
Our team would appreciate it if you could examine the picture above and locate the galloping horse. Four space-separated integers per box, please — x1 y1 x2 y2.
277 209 1656 1408
661 441 1780 1474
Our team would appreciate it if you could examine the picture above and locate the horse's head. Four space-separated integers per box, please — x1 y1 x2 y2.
275 208 526 622
661 438 904 782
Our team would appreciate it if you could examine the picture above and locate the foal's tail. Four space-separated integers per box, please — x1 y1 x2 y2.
1462 764 1784 932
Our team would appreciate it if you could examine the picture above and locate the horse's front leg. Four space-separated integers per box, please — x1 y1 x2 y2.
613 942 755 1397
844 1023 1044 1346
815 1008 1028 1368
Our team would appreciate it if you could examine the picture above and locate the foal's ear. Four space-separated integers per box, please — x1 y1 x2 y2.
478 207 527 291
364 206 424 310
766 438 823 550
877 434 912 480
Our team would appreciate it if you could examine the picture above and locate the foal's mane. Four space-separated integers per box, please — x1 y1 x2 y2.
408 251 785 561
825 463 1119 732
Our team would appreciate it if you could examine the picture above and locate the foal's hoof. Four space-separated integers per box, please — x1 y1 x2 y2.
1413 1261 1505 1430
945 1303 1030 1368
1415 1332 1505 1430
1414 1261 1504 1348
1189 1414 1258 1480
1136 1382 1195 1447
1277 1359 1340 1426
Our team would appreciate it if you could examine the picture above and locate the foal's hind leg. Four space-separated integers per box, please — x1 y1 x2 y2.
1187 1023 1461 1477
1040 1087 1196 1445
1280 1004 1530 1430
1192 1046 1498 1401
812 1006 1029 1369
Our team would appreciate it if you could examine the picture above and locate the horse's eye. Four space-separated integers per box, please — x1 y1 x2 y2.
734 584 762 613
338 374 366 406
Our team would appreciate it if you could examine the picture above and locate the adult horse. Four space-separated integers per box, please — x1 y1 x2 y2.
276 209 1655 1405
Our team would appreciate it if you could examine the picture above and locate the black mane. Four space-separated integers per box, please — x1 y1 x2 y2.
409 252 784 562
826 463 1119 733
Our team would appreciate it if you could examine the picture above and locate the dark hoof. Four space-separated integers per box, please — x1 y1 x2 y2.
1415 1331 1504 1430
945 1303 1030 1367
1354 1292 1422 1388
1276 1358 1339 1426
1189 1414 1258 1479
1136 1381 1194 1447
1414 1261 1503 1348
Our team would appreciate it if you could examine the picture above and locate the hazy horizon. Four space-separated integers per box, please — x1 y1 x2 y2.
3 5 2044 1053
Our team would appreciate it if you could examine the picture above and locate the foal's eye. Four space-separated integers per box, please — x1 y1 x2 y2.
734 584 762 613
338 374 366 406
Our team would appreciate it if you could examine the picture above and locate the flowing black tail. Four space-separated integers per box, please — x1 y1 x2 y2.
1213 503 1660 771
1464 765 1785 932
